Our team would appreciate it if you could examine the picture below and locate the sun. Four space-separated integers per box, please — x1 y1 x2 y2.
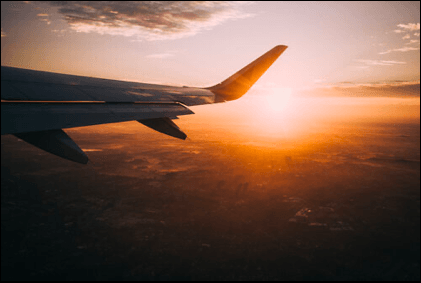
242 87 298 138
262 87 293 114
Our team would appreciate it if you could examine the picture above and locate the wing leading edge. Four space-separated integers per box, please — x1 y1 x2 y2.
1 45 287 163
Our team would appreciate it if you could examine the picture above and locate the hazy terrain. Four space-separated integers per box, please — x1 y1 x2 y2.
1 99 420 280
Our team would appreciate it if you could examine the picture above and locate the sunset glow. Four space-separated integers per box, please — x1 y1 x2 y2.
2 2 420 281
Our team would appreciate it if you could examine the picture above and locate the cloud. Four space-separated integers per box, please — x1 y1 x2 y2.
356 59 406 66
44 1 253 40
51 29 66 37
1 28 6 37
379 46 420 55
397 23 420 31
40 19 51 24
145 53 174 59
393 23 420 37
407 39 420 44
298 81 420 98
37 12 51 24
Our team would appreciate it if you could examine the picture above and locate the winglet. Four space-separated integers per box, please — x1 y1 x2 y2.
207 45 287 102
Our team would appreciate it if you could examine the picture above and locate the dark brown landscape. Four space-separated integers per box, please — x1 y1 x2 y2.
1 120 420 280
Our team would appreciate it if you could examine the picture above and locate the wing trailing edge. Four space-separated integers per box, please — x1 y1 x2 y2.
1 101 193 135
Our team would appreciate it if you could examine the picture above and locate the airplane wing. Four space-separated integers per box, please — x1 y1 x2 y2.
1 45 287 163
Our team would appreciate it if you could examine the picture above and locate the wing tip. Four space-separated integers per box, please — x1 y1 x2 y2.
207 45 288 102
275 44 288 49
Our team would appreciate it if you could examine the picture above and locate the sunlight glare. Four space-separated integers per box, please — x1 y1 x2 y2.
245 87 298 138
262 87 292 114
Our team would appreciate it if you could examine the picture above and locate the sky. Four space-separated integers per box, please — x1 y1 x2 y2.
1 1 420 134
1 1 419 88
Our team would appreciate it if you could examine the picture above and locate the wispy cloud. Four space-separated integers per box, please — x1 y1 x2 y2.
51 29 66 37
379 46 420 55
44 1 254 41
393 23 420 37
406 39 420 45
37 12 51 24
1 28 6 37
356 59 406 66
397 23 420 31
381 23 421 54
40 19 51 24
